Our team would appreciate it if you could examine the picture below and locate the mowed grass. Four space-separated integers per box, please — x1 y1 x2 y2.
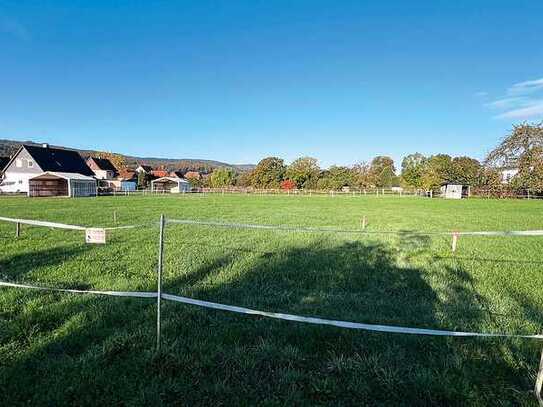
1 194 543 405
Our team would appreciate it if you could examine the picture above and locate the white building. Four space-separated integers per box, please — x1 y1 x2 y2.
28 172 97 197
151 176 191 193
0 144 95 194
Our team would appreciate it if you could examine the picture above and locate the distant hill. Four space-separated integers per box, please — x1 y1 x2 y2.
0 139 255 173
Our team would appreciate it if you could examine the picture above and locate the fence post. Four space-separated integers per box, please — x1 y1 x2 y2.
156 214 165 352
536 348 543 406
361 216 367 230
113 211 117 224
15 222 20 238
451 232 459 253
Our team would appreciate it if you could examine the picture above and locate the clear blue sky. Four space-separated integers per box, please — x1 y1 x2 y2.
1 1 542 168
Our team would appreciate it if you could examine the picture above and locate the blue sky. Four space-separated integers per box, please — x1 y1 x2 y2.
1 1 542 167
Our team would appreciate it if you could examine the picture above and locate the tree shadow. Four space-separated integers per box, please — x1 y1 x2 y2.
1 235 542 405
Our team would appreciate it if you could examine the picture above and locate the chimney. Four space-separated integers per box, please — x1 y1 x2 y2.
42 143 49 149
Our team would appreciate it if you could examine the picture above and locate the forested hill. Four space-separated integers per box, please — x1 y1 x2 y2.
0 139 254 173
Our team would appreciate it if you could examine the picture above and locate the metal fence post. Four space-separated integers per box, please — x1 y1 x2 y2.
536 348 543 406
156 214 165 352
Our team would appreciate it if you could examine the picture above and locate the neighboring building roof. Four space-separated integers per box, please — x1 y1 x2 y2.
87 157 118 173
118 168 137 180
170 170 184 178
137 164 153 172
16 144 94 176
151 170 169 178
30 171 97 181
0 156 9 172
184 171 201 179
151 176 190 183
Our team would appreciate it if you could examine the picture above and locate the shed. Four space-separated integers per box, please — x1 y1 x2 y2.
28 172 97 197
151 176 191 193
440 184 470 199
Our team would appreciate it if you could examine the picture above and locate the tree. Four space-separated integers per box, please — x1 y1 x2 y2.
369 156 397 187
285 157 320 189
94 151 127 171
317 166 354 190
510 146 543 192
251 157 286 188
485 122 543 167
209 167 236 188
450 156 482 186
352 162 373 188
401 153 427 187
185 173 203 188
137 171 151 189
280 179 296 190
235 171 253 187
419 154 453 190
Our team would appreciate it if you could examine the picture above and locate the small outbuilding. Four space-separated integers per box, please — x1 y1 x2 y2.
151 176 191 193
28 172 97 197
440 184 470 199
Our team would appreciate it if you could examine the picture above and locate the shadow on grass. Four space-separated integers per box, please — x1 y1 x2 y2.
1 237 542 405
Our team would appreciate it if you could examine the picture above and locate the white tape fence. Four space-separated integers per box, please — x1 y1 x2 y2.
2 213 543 402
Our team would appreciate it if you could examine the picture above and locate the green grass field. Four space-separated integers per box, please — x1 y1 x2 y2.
1 194 543 405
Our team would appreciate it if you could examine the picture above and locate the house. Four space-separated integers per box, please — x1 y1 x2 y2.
170 170 184 178
500 166 519 183
86 157 118 180
151 176 191 193
136 164 153 174
0 144 96 196
0 156 10 177
107 168 137 192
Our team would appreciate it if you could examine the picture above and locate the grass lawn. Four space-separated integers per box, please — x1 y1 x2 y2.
1 194 543 405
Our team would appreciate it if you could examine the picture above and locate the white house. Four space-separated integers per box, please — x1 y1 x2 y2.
86 156 118 180
500 166 519 183
0 144 95 194
135 164 153 174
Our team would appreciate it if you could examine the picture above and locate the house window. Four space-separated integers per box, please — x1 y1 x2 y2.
28 160 34 168
16 159 22 168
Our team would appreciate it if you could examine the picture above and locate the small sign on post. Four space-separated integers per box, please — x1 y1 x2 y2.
85 228 106 244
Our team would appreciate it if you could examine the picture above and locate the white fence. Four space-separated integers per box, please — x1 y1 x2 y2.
1 214 542 403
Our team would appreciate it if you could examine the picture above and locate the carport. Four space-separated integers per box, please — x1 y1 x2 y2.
28 172 97 197
151 176 191 193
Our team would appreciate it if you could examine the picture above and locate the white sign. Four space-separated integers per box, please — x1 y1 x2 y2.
85 228 106 244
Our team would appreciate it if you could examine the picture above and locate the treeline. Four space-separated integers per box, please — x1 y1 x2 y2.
197 154 495 191
199 123 543 195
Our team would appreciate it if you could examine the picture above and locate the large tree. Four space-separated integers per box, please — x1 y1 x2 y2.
369 156 397 187
317 166 354 190
419 154 454 190
285 157 320 189
486 122 543 167
209 167 236 188
401 153 427 187
351 162 373 188
450 156 482 186
251 157 286 188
